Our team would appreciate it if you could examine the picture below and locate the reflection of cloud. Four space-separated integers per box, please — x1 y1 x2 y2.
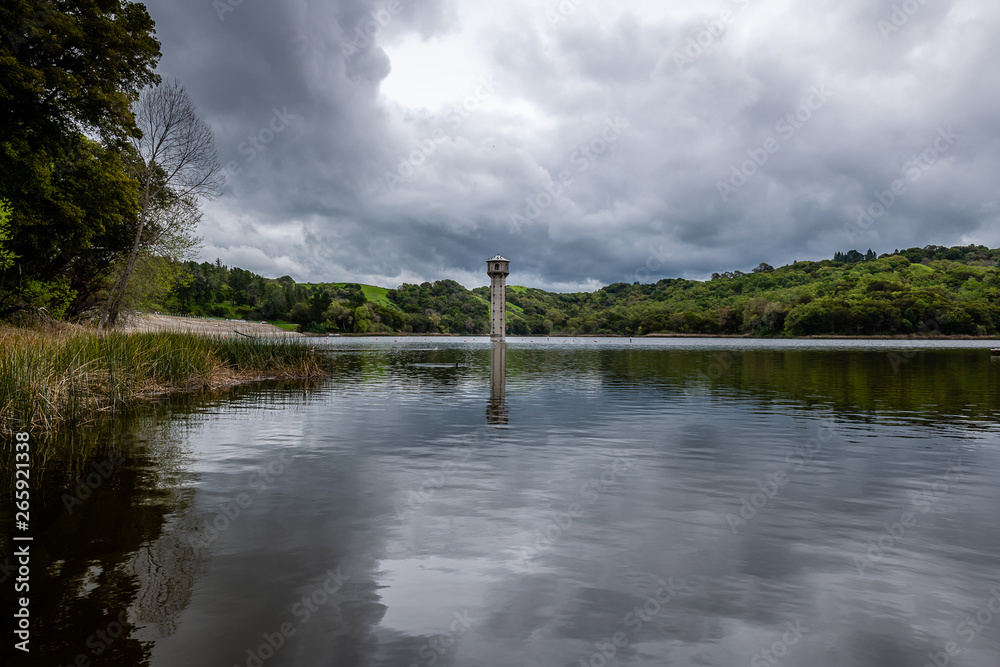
376 555 493 635
370 344 1000 665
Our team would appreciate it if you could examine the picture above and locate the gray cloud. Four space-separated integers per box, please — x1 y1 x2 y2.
144 0 1000 289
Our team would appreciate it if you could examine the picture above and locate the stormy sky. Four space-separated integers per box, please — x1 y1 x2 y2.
142 0 1000 291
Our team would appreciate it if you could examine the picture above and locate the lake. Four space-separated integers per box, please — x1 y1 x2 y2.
5 338 1000 667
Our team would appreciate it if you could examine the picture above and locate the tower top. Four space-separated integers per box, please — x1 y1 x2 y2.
487 255 509 279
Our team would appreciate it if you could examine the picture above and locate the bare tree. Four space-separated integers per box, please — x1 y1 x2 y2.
100 78 222 328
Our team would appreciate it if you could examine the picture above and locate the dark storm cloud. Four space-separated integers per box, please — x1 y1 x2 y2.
142 0 1000 290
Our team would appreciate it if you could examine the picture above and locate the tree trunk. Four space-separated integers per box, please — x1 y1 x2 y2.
100 185 150 329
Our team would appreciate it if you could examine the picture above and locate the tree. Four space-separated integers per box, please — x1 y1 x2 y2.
1 1 160 317
55 139 145 315
346 285 367 308
287 302 310 325
101 79 222 328
352 306 371 333
261 283 288 319
1 1 161 145
309 288 333 322
753 262 774 273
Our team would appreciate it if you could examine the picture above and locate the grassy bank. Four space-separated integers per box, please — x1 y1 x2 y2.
0 327 329 433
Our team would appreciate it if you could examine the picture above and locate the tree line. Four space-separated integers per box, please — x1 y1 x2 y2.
156 244 1000 337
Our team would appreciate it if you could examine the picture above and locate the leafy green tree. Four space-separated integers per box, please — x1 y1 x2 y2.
345 284 367 308
1 1 160 145
1 136 142 316
352 306 371 333
289 302 312 325
261 283 288 319
321 302 353 331
309 288 333 322
1 1 161 316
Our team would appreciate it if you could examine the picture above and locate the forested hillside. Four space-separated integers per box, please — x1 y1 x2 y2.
159 244 1000 337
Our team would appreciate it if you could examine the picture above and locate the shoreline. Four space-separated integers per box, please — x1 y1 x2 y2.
122 313 302 337
312 332 1000 340
0 326 329 434
137 313 1000 341
7 318 996 434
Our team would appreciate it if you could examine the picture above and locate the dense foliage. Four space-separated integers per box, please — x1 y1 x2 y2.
159 245 1000 337
0 2 211 321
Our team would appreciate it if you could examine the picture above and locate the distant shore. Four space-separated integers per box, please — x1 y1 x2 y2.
130 314 1000 340
309 332 1000 340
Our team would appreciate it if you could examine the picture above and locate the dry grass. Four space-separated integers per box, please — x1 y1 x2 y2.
0 326 329 433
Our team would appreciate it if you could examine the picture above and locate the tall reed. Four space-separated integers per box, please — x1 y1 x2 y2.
0 328 328 433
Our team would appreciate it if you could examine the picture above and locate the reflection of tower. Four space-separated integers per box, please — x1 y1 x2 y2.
488 341 507 425
487 254 510 341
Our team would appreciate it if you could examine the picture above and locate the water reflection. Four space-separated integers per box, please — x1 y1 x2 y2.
488 342 507 425
4 340 1000 666
0 411 203 666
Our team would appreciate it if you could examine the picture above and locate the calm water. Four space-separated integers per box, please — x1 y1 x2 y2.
4 338 1000 667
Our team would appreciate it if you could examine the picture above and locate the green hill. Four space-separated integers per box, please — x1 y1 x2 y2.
163 244 1000 336
329 283 399 310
